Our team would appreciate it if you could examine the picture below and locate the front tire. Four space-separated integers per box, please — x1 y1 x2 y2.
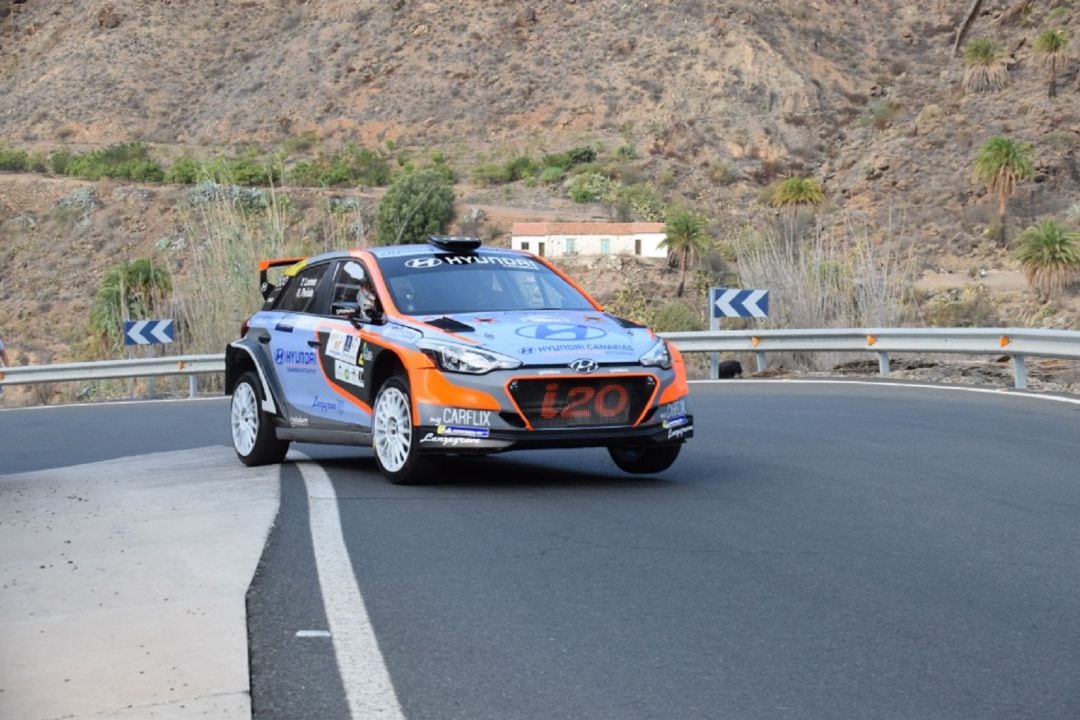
372 375 431 484
231 371 290 466
608 444 682 474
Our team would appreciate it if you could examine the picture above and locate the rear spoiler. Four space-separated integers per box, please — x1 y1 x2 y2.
259 257 307 299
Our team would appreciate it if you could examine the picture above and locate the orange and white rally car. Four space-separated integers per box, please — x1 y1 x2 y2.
226 236 692 483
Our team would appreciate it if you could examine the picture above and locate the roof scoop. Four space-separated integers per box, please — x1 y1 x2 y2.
428 235 481 252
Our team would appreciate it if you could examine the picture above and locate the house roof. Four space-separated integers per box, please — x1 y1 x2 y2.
511 222 666 236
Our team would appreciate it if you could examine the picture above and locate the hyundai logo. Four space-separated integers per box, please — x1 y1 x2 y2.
405 257 443 269
569 358 599 374
515 323 607 341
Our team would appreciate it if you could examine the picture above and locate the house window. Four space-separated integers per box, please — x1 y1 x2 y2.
521 241 529 251
634 238 642 255
600 238 611 255
566 238 576 255
538 241 546 257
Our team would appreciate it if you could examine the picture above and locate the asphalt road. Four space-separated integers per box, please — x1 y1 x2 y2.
5 383 1080 719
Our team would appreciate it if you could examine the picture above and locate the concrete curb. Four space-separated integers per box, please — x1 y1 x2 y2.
0 447 279 720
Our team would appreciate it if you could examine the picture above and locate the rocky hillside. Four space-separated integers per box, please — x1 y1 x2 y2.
1 0 1079 373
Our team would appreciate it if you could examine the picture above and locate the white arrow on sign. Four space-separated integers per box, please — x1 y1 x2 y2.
150 320 173 344
125 320 151 345
713 289 741 316
744 289 768 318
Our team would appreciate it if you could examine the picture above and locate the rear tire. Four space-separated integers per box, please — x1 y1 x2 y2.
372 375 431 484
231 371 290 466
608 444 682 474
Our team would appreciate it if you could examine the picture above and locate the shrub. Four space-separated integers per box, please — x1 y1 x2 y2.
615 144 639 160
374 168 455 245
49 149 74 175
164 155 201 184
63 142 165 182
567 172 612 203
857 99 903 130
924 286 999 327
539 166 565 185
651 302 705 332
471 154 538 186
541 145 597 172
205 149 280 186
286 143 392 187
0 144 29 171
612 182 666 221
281 130 319 155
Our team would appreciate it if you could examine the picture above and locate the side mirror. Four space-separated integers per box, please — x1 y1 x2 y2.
358 294 384 325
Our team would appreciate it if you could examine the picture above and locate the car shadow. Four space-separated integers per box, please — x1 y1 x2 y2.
289 447 677 491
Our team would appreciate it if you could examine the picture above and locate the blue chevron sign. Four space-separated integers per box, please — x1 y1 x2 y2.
710 287 769 318
123 319 175 345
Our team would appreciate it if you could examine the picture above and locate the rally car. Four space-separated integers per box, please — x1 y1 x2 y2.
226 236 692 484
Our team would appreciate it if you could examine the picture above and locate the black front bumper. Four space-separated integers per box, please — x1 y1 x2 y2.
414 416 694 454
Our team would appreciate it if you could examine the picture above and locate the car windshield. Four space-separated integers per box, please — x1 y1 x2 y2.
375 253 595 315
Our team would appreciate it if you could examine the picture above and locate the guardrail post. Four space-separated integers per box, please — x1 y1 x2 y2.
1011 354 1028 390
189 375 198 399
877 351 890 378
755 351 767 373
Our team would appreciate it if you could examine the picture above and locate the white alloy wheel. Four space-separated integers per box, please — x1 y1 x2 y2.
374 385 413 473
232 381 259 456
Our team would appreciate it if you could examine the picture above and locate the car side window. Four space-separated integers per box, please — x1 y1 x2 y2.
329 260 370 306
275 265 327 313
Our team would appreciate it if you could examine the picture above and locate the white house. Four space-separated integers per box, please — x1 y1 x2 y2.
510 222 667 259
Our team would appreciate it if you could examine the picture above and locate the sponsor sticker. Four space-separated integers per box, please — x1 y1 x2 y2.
290 416 309 428
667 424 693 440
660 399 688 421
437 425 491 438
312 394 345 416
383 324 422 343
334 361 364 388
441 408 492 426
420 432 482 447
662 415 688 430
275 347 318 374
326 329 360 364
518 342 634 355
515 323 607 341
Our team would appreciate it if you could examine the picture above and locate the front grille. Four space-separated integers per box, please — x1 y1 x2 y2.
508 376 654 429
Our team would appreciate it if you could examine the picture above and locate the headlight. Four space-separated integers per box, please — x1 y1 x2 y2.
419 340 522 375
639 339 672 370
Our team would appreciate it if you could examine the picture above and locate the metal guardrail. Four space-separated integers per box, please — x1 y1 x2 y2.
0 354 223 398
662 327 1080 389
0 329 1078 395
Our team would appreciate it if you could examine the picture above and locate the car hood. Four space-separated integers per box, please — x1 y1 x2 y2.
421 310 656 365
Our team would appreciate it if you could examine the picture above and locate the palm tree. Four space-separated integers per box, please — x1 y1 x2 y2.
973 136 1034 244
661 206 712 297
90 258 173 350
962 37 1009 93
768 176 825 209
1034 28 1069 99
1015 219 1080 300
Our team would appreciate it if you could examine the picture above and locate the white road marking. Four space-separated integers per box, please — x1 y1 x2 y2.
298 460 405 720
690 378 1080 406
296 630 333 638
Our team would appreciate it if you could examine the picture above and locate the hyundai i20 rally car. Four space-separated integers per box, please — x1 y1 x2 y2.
226 236 693 484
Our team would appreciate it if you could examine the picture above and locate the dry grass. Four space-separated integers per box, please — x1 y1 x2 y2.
730 211 917 370
170 187 370 356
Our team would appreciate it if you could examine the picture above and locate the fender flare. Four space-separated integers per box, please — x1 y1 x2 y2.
226 341 279 416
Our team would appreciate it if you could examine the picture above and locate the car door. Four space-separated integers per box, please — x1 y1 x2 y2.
308 259 376 430
266 262 334 424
